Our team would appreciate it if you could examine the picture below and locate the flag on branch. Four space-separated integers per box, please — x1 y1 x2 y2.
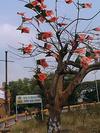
17 26 30 33
80 56 93 69
57 23 67 27
37 72 47 81
37 59 48 68
17 12 25 16
80 3 92 8
22 17 32 22
46 17 58 22
65 0 73 4
38 32 53 40
74 48 86 55
93 27 100 31
44 43 52 50
23 44 33 54
35 14 45 23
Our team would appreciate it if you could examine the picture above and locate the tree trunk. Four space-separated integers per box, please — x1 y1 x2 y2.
47 75 63 133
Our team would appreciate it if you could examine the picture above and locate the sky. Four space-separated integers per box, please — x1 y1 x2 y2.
0 0 100 86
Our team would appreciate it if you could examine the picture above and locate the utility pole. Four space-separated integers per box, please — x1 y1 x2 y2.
0 51 14 116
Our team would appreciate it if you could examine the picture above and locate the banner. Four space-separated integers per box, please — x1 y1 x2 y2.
16 95 42 104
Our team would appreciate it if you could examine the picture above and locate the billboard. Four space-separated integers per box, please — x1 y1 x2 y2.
16 95 42 104
0 90 5 100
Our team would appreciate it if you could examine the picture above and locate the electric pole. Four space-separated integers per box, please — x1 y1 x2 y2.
0 51 14 115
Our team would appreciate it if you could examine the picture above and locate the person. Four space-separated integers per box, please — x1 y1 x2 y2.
25 110 28 120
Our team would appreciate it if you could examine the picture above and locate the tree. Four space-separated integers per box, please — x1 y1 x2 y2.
16 0 100 132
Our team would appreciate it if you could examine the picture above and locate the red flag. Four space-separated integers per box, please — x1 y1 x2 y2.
38 72 47 81
37 0 44 3
21 27 30 33
40 3 47 9
22 17 32 22
65 0 73 4
35 14 45 23
46 10 54 16
31 1 39 6
23 44 33 54
57 23 67 27
17 12 25 16
86 35 94 41
77 34 86 43
93 27 100 31
44 43 52 50
93 50 100 58
74 48 86 55
81 3 92 8
47 17 58 22
38 32 53 40
37 59 48 68
17 26 30 33
80 56 92 69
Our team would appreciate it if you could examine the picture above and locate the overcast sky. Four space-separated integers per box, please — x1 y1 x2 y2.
0 0 100 86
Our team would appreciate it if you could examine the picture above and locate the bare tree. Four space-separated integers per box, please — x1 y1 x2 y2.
16 0 100 132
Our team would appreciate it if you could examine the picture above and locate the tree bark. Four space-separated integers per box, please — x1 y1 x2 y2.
47 75 63 133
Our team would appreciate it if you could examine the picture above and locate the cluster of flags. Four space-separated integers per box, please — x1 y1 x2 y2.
16 0 100 81
74 47 100 69
76 34 94 43
65 0 92 9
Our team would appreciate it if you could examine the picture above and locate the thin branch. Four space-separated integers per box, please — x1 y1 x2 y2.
60 10 100 35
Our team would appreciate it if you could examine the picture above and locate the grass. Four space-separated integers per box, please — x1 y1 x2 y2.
10 104 100 133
